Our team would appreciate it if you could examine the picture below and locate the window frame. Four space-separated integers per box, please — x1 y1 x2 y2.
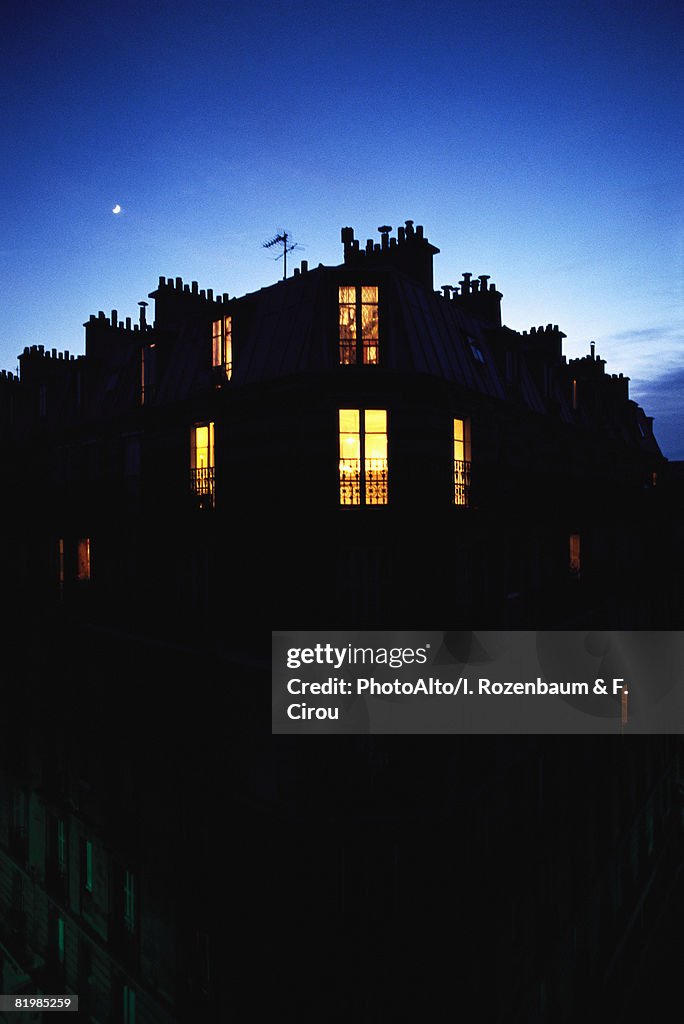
338 285 379 366
190 422 216 509
76 538 91 581
212 315 232 380
339 408 388 507
453 417 471 507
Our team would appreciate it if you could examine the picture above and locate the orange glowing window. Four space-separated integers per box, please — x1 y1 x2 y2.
339 409 387 505
77 538 91 581
569 534 580 578
339 286 379 365
571 378 578 410
453 418 471 506
212 316 232 379
191 422 215 508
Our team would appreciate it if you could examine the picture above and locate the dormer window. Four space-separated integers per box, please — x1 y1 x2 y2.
467 336 485 364
339 286 379 365
212 316 232 380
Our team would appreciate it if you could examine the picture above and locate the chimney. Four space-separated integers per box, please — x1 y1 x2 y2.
378 225 392 249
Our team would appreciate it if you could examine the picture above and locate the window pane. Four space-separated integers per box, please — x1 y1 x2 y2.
339 305 356 336
361 291 379 364
195 426 209 464
77 539 91 580
361 286 378 304
364 409 386 434
569 534 581 577
454 418 465 463
365 409 387 505
339 409 360 505
365 433 387 461
339 289 357 364
224 316 232 379
191 423 216 507
339 409 359 433
212 320 222 367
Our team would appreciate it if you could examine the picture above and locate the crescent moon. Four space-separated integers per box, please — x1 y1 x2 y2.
112 204 122 214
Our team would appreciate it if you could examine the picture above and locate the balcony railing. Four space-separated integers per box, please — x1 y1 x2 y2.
190 467 215 510
339 459 388 506
454 459 471 506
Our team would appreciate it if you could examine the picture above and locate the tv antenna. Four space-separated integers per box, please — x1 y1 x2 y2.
262 230 302 281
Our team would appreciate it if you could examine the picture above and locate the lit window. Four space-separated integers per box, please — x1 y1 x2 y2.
191 423 215 509
569 534 581 578
77 538 91 581
123 870 136 933
453 418 471 506
571 378 578 410
339 409 387 506
339 286 379 365
212 315 232 379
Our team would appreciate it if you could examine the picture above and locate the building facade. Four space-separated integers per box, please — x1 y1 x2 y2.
0 220 682 1022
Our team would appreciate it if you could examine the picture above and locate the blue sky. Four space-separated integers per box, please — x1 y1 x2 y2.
2 0 682 455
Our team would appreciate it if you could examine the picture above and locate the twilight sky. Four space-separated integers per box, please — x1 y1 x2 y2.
2 0 683 455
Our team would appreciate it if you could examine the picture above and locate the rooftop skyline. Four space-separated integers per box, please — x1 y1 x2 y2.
3 0 682 456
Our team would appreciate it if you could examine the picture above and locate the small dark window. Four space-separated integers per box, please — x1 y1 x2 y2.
467 336 485 364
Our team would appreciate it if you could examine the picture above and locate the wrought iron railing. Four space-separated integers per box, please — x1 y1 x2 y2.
454 459 471 506
190 467 215 509
339 459 388 505
365 459 388 505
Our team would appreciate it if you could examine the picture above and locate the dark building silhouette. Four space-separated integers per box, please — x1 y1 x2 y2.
0 220 682 1021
